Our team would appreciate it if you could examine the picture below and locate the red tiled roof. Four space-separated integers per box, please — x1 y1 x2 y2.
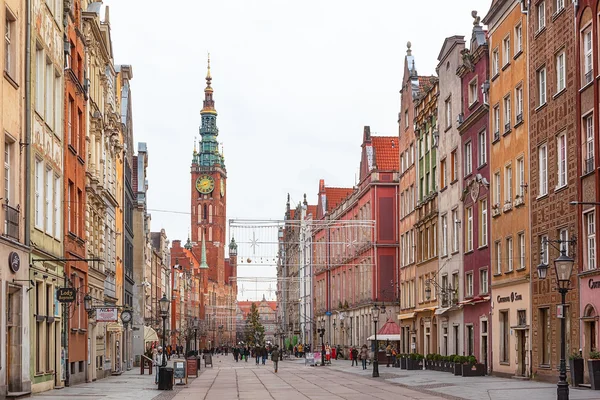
372 136 399 171
325 187 353 212
305 205 317 218
378 318 401 335
182 248 199 268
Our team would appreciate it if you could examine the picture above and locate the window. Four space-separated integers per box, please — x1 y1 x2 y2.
538 144 548 196
516 157 525 197
466 272 473 297
556 52 565 92
480 269 488 294
442 214 448 256
515 23 523 55
494 171 501 206
559 228 569 256
35 159 42 228
499 310 509 363
451 150 457 182
586 212 596 270
557 132 567 188
583 29 593 84
452 209 459 253
4 140 11 204
537 1 545 32
493 105 500 138
537 67 546 106
35 47 44 113
478 131 486 166
541 235 549 265
480 199 487 247
68 181 73 232
410 143 414 164
45 168 52 234
464 142 472 176
496 240 502 274
518 232 526 269
77 189 82 237
554 0 564 13
45 61 54 128
4 8 16 78
54 175 60 238
405 110 408 128
492 49 499 76
503 95 511 132
67 97 73 146
516 85 523 122
505 164 512 202
540 308 551 365
445 97 452 128
585 115 594 173
469 78 478 105
441 159 447 188
507 237 514 272
502 36 510 67
466 206 473 252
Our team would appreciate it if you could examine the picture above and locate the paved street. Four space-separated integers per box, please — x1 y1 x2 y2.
30 355 600 400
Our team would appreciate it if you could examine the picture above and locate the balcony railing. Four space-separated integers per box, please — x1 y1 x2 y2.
3 203 19 241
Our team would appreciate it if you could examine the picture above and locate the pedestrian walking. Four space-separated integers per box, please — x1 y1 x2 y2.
153 346 166 384
360 344 368 370
271 346 280 373
386 344 392 367
261 346 267 365
255 345 261 365
351 347 359 367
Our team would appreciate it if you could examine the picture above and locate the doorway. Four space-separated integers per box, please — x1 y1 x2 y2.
516 330 526 376
6 284 22 393
583 304 598 384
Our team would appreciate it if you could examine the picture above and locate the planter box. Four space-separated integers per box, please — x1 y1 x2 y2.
394 358 400 367
453 362 463 376
407 359 423 370
462 363 486 377
425 360 433 370
443 362 452 372
588 359 600 390
400 357 407 369
569 358 584 387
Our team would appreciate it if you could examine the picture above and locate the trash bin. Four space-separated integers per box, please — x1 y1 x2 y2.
158 367 174 390
197 356 201 371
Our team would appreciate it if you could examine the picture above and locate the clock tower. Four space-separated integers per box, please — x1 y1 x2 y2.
191 56 227 285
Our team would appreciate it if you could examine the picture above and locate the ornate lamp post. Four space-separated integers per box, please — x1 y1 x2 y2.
159 294 170 367
193 317 199 354
317 320 326 366
371 303 380 378
537 240 575 400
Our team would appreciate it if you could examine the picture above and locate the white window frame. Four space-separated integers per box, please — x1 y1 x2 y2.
442 214 448 256
469 78 478 105
541 235 549 265
586 211 596 270
538 67 547 106
539 144 548 196
466 206 473 252
518 232 525 269
54 175 60 238
555 0 564 13
452 209 459 253
480 269 488 294
517 157 525 197
480 199 488 247
557 132 567 189
559 228 569 256
45 167 52 235
478 131 486 166
493 105 500 136
494 171 501 206
4 8 17 79
505 164 513 202
466 272 474 297
556 51 565 92
496 240 502 274
503 95 511 132
502 36 510 67
464 142 472 176
492 49 499 76
585 114 594 173
515 23 523 55
35 47 44 113
507 237 514 272
516 85 524 122
445 97 452 128
583 28 593 84
4 141 10 204
537 1 546 32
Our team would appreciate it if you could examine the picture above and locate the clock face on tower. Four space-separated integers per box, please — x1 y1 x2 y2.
196 175 215 194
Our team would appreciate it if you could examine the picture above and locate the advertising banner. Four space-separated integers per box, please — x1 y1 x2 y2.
96 307 118 322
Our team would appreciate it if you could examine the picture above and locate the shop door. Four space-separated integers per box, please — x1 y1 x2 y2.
517 330 526 376
7 285 22 393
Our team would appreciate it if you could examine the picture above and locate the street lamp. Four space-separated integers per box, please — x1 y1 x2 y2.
193 317 199 354
317 320 326 366
159 294 170 367
537 242 575 400
371 303 380 378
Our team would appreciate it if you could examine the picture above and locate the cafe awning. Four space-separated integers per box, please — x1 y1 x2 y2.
367 334 401 341
144 326 159 343
398 312 416 320
414 306 437 313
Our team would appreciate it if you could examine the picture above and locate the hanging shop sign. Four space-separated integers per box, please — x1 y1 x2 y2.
96 308 118 322
496 291 523 303
56 287 77 303
8 251 20 273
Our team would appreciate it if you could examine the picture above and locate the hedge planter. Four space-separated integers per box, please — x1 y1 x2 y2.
443 361 452 372
462 363 486 377
569 358 584 387
588 359 600 390
407 359 423 370
453 363 462 376
400 357 407 369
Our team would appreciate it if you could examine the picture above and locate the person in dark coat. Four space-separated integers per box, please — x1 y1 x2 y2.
271 346 280 373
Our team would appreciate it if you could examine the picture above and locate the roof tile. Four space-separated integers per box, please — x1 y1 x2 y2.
371 136 399 171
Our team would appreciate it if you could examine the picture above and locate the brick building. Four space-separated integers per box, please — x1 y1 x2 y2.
313 126 399 350
456 13 491 369
575 0 599 385
528 0 579 382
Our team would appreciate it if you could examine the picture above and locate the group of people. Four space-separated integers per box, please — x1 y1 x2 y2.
231 344 280 372
348 343 398 370
292 343 310 357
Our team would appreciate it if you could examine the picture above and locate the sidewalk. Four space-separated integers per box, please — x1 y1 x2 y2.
322 359 600 400
31 358 193 400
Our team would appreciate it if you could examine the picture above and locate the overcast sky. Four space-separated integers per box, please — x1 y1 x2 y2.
105 0 491 300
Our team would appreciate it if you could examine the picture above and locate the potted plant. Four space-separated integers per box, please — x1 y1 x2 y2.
425 353 434 370
569 351 584 387
408 353 423 370
588 349 600 390
462 355 486 377
453 355 464 375
400 353 408 369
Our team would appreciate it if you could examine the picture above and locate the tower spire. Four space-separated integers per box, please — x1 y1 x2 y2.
199 231 209 269
201 53 216 114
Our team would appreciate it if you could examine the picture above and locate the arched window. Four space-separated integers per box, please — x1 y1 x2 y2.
203 204 208 221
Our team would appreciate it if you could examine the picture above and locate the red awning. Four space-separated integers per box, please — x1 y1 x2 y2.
377 318 401 336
